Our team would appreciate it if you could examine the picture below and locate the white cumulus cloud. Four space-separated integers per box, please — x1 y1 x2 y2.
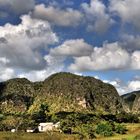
69 41 140 72
69 42 131 71
32 4 83 27
121 34 140 51
109 0 140 29
82 0 113 33
0 14 58 71
50 39 93 57
0 0 35 15
105 78 140 95
128 80 140 92
0 57 15 81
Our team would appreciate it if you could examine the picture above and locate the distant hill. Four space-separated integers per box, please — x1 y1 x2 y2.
0 78 35 113
121 91 140 114
0 72 123 115
41 72 123 114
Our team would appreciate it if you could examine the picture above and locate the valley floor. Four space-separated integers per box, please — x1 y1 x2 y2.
97 123 140 140
0 123 140 140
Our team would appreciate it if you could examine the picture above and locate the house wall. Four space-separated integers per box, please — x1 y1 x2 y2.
38 124 54 132
38 122 60 132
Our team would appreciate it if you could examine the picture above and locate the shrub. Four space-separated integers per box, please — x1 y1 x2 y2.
51 114 59 123
60 119 72 134
114 123 127 134
31 103 49 123
134 135 140 140
116 113 139 123
76 124 95 139
0 114 5 121
96 122 113 136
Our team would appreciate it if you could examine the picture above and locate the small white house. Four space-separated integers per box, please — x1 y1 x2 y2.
54 122 60 129
11 129 16 133
38 122 60 132
26 129 34 133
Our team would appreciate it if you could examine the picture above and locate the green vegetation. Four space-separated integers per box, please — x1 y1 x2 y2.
122 90 140 114
96 122 113 136
0 123 139 140
0 72 140 139
114 123 127 134
0 72 123 115
96 123 140 140
0 132 79 140
31 103 49 123
51 112 139 138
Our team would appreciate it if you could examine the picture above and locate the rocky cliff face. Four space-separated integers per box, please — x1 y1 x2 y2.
121 91 140 114
0 78 35 113
0 72 123 114
41 72 123 114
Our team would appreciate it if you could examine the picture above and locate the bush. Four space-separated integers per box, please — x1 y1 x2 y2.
134 135 140 140
76 124 95 139
31 103 49 123
96 122 113 136
114 123 127 134
59 113 96 138
60 119 72 134
116 113 139 123
0 114 5 121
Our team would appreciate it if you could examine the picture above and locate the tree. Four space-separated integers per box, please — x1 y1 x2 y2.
31 103 49 123
114 123 127 134
96 122 113 136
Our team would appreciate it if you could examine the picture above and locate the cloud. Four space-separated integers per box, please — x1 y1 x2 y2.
131 51 140 69
109 0 140 29
69 42 140 71
0 68 15 81
69 42 130 71
32 4 83 27
33 38 93 81
0 0 35 15
0 57 15 81
103 79 128 95
121 34 140 51
82 0 113 33
104 78 140 95
134 75 140 81
18 55 65 82
50 39 93 57
42 39 93 79
18 67 63 82
0 14 58 71
128 80 140 91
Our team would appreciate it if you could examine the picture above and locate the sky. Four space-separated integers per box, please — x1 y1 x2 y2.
0 0 140 95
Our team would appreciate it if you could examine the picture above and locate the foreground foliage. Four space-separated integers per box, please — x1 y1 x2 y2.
96 122 113 136
0 132 79 140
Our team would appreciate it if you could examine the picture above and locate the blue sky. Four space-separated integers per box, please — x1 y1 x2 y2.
0 0 140 94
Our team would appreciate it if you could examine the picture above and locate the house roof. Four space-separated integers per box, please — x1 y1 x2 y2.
39 123 54 126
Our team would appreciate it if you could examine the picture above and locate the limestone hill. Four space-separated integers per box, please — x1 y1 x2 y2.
0 72 123 114
122 91 140 114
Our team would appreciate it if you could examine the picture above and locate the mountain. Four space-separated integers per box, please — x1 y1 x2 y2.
40 72 123 114
121 91 140 114
0 72 123 115
0 78 35 113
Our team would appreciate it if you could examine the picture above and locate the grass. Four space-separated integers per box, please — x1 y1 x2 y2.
0 132 79 140
0 123 140 140
96 123 140 140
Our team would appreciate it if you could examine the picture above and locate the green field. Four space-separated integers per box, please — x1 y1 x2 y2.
0 123 140 140
0 132 79 140
96 123 140 140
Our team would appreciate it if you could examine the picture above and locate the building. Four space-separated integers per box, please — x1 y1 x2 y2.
11 129 16 133
38 122 60 132
26 129 34 133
